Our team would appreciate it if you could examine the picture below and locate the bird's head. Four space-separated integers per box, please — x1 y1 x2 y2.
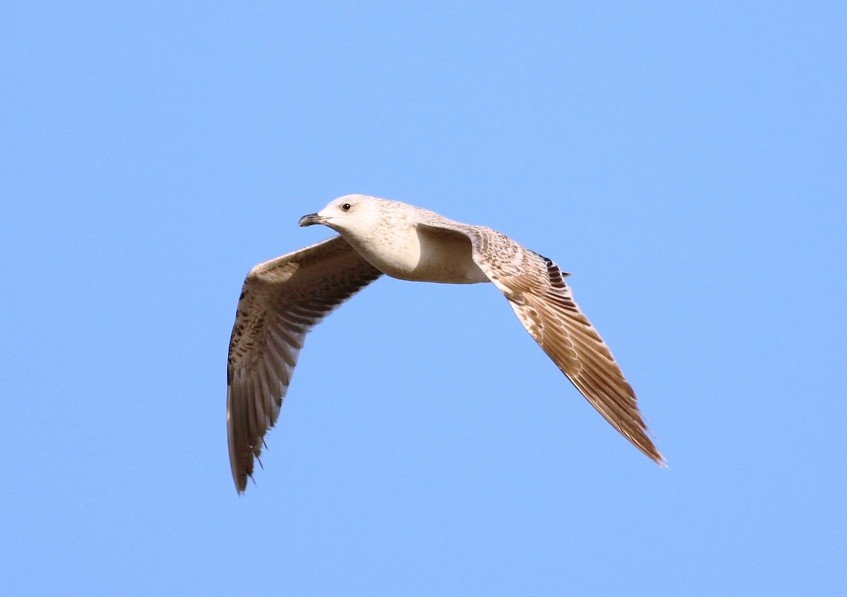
299 194 389 238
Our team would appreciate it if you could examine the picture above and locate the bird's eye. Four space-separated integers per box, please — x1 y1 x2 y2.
341 203 351 211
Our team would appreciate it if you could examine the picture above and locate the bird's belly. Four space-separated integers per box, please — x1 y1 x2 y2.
365 250 488 284
349 231 488 284
399 257 488 284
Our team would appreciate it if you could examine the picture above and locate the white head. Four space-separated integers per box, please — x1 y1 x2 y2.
298 194 396 237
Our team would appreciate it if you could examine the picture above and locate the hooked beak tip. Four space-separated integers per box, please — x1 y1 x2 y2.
298 213 322 227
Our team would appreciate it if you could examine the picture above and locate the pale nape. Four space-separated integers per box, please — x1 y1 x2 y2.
227 194 664 493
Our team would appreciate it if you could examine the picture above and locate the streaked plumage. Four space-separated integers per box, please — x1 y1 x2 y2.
227 194 663 492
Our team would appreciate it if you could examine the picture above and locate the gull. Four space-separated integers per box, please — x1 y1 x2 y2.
227 194 664 492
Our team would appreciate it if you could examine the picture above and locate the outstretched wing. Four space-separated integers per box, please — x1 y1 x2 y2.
227 235 382 492
417 219 664 466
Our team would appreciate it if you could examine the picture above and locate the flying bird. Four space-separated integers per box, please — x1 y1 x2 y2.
227 194 664 492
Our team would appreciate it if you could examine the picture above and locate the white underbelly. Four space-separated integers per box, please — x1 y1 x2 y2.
346 228 489 284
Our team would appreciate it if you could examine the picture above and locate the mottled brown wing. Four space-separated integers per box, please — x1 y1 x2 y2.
497 252 665 466
227 235 382 492
418 219 664 466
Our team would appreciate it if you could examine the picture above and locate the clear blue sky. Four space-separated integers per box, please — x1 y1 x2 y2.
2 2 845 595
